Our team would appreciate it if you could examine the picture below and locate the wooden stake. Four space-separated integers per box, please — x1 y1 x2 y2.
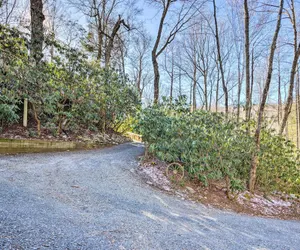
23 98 28 128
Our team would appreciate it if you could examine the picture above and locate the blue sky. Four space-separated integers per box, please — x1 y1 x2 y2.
137 0 160 36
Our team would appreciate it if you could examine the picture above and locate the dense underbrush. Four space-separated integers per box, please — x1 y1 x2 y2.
0 25 139 136
135 99 300 194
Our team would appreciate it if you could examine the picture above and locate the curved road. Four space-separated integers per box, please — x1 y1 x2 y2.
0 143 299 250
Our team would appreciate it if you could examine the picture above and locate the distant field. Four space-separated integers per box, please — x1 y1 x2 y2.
211 103 299 147
286 104 298 146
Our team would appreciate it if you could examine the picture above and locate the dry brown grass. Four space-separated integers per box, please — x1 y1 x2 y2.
209 103 299 147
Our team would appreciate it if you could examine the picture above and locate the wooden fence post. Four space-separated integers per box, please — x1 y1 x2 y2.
23 98 28 127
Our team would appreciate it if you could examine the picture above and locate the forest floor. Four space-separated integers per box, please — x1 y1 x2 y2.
0 123 130 147
138 158 300 221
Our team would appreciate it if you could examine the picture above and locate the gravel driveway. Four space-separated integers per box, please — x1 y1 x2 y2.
0 143 299 250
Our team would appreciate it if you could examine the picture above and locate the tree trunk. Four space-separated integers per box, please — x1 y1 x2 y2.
192 61 197 111
250 48 255 115
137 57 143 99
280 0 299 134
244 0 251 122
29 0 44 130
178 67 182 97
152 53 160 104
280 45 300 134
152 1 171 104
30 0 45 63
249 0 284 193
213 0 228 114
278 53 282 124
105 15 129 67
97 23 103 61
204 73 208 110
216 64 220 112
297 68 300 148
296 73 299 148
170 54 174 102
237 57 242 122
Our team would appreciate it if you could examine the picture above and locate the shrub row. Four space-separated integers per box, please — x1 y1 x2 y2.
135 100 300 194
0 25 140 135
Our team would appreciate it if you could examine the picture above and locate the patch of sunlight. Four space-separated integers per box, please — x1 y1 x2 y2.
141 211 168 223
189 214 217 223
153 195 169 208
239 231 255 239
169 211 180 217
201 215 218 222
178 222 206 236
193 229 206 236
188 216 217 232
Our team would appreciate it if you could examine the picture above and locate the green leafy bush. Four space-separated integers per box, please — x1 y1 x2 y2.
0 103 19 127
0 25 140 135
135 99 300 194
0 96 19 127
258 130 300 194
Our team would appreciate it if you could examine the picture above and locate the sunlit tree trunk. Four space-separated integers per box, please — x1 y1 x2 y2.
297 68 300 148
280 0 300 134
152 1 171 103
105 15 129 67
296 73 299 148
213 0 228 114
249 0 284 193
277 50 282 125
244 0 251 122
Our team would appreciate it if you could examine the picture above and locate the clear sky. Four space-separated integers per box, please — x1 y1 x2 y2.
137 0 160 36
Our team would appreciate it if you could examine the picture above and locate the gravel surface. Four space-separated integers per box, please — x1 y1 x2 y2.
0 143 299 250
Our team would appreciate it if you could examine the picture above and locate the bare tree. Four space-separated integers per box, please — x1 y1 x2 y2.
162 44 176 102
68 0 136 66
195 21 215 110
104 14 130 67
176 30 200 110
129 30 152 99
244 0 251 122
150 0 203 103
212 0 228 114
280 0 300 134
249 0 284 193
227 0 244 121
0 0 17 24
44 0 66 60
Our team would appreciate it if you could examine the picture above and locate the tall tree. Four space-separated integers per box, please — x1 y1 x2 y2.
280 0 300 134
129 30 152 99
104 14 130 67
30 0 45 63
151 0 202 103
227 0 244 121
296 67 300 148
162 44 176 102
0 0 17 24
69 0 136 66
212 0 228 114
249 0 284 192
28 0 45 135
244 0 251 122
